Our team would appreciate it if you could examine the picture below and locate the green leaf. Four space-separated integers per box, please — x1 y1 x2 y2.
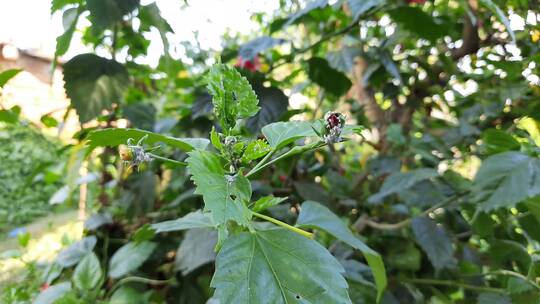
63 54 129 123
73 252 102 291
138 2 173 51
388 7 447 43
87 0 139 31
241 139 272 163
152 210 215 233
0 69 22 88
187 150 252 227
482 129 520 155
285 0 328 26
35 282 72 304
132 224 156 243
307 57 352 96
84 213 113 230
110 286 149 304
51 0 81 13
327 46 362 73
347 0 384 19
479 0 515 43
472 152 540 210
175 228 217 275
525 196 540 223
0 108 20 124
239 36 286 60
123 103 156 131
211 228 351 303
507 277 534 294
368 168 438 204
246 85 289 133
252 196 287 213
477 292 511 304
56 236 97 267
262 121 317 149
41 115 59 128
108 241 156 278
87 128 209 151
206 64 259 132
380 51 402 84
297 200 387 301
55 7 81 59
411 217 456 270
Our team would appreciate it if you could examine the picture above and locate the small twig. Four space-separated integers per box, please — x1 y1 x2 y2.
355 191 469 231
402 278 506 294
107 276 175 298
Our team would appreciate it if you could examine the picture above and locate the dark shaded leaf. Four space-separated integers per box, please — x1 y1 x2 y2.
327 46 362 73
124 103 156 131
307 57 352 96
347 0 384 20
152 210 215 233
246 85 289 133
477 292 511 304
87 0 139 31
175 228 217 275
411 217 456 270
368 168 438 204
482 129 520 155
63 54 129 123
56 236 97 267
285 0 328 26
388 7 447 42
108 241 156 278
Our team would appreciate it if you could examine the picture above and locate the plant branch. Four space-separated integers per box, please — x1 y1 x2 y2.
356 191 469 231
402 278 506 294
107 276 175 297
252 211 313 239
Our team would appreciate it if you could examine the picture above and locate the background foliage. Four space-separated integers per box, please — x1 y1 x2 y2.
2 0 540 303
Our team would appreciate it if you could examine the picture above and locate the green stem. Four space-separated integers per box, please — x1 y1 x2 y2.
402 278 506 294
148 153 187 167
107 276 174 298
252 211 313 239
245 142 325 178
246 148 276 177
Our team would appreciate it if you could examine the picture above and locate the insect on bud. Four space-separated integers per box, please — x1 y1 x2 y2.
323 111 346 144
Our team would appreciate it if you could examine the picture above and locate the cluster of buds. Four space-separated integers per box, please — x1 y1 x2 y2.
323 111 346 144
119 135 153 169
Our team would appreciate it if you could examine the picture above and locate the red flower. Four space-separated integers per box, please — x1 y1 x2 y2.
235 55 261 72
40 283 49 291
278 175 287 183
407 0 426 4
